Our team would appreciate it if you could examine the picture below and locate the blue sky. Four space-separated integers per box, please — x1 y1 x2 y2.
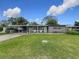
0 0 79 25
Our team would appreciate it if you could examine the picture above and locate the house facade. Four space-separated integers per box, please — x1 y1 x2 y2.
6 25 48 33
5 25 67 33
3 24 79 33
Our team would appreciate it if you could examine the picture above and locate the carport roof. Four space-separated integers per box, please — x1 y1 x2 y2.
8 25 48 27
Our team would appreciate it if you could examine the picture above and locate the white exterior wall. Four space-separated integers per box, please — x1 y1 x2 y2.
2 27 6 33
44 27 47 33
48 27 53 33
48 26 66 33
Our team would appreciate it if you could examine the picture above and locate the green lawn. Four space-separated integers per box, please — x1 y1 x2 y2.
0 32 8 35
0 34 79 59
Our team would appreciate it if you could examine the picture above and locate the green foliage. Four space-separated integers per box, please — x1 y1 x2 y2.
15 17 29 25
74 21 79 26
8 17 16 25
0 20 8 27
0 34 79 59
66 30 79 35
29 22 38 25
0 17 29 27
8 17 29 25
46 19 58 26
43 16 58 26
0 26 3 31
0 32 8 35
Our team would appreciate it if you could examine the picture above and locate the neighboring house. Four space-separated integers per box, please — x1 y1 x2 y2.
66 26 79 31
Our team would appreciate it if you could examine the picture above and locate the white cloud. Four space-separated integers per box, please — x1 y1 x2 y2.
47 0 79 16
3 7 21 17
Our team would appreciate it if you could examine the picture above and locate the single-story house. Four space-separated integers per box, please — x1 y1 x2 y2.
4 25 67 33
3 24 79 33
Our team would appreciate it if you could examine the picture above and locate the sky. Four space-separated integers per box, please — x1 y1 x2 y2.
0 0 79 25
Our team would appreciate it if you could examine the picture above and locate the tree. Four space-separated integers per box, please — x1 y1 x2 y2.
8 17 29 25
42 16 58 26
29 22 38 25
15 17 29 25
0 20 8 27
46 19 58 26
74 21 79 26
8 17 16 25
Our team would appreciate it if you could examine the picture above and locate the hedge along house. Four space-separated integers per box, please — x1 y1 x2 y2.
5 24 67 33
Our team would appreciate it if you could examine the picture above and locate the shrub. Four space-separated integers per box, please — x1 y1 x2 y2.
66 30 79 35
0 27 3 32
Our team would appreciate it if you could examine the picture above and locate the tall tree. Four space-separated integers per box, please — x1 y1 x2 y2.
8 17 16 25
15 17 29 25
8 17 29 25
42 16 58 26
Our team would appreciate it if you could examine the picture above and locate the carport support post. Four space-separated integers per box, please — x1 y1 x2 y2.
37 26 38 33
27 26 30 34
2 27 6 33
17 26 19 33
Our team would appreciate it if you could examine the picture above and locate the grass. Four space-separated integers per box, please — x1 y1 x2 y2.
0 32 8 35
0 34 79 59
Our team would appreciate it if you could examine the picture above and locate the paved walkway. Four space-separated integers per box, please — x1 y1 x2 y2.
0 33 26 42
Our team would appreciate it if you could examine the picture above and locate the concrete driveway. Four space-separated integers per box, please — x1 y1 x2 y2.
0 33 26 42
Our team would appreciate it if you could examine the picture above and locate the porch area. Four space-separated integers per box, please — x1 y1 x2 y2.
7 25 48 33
